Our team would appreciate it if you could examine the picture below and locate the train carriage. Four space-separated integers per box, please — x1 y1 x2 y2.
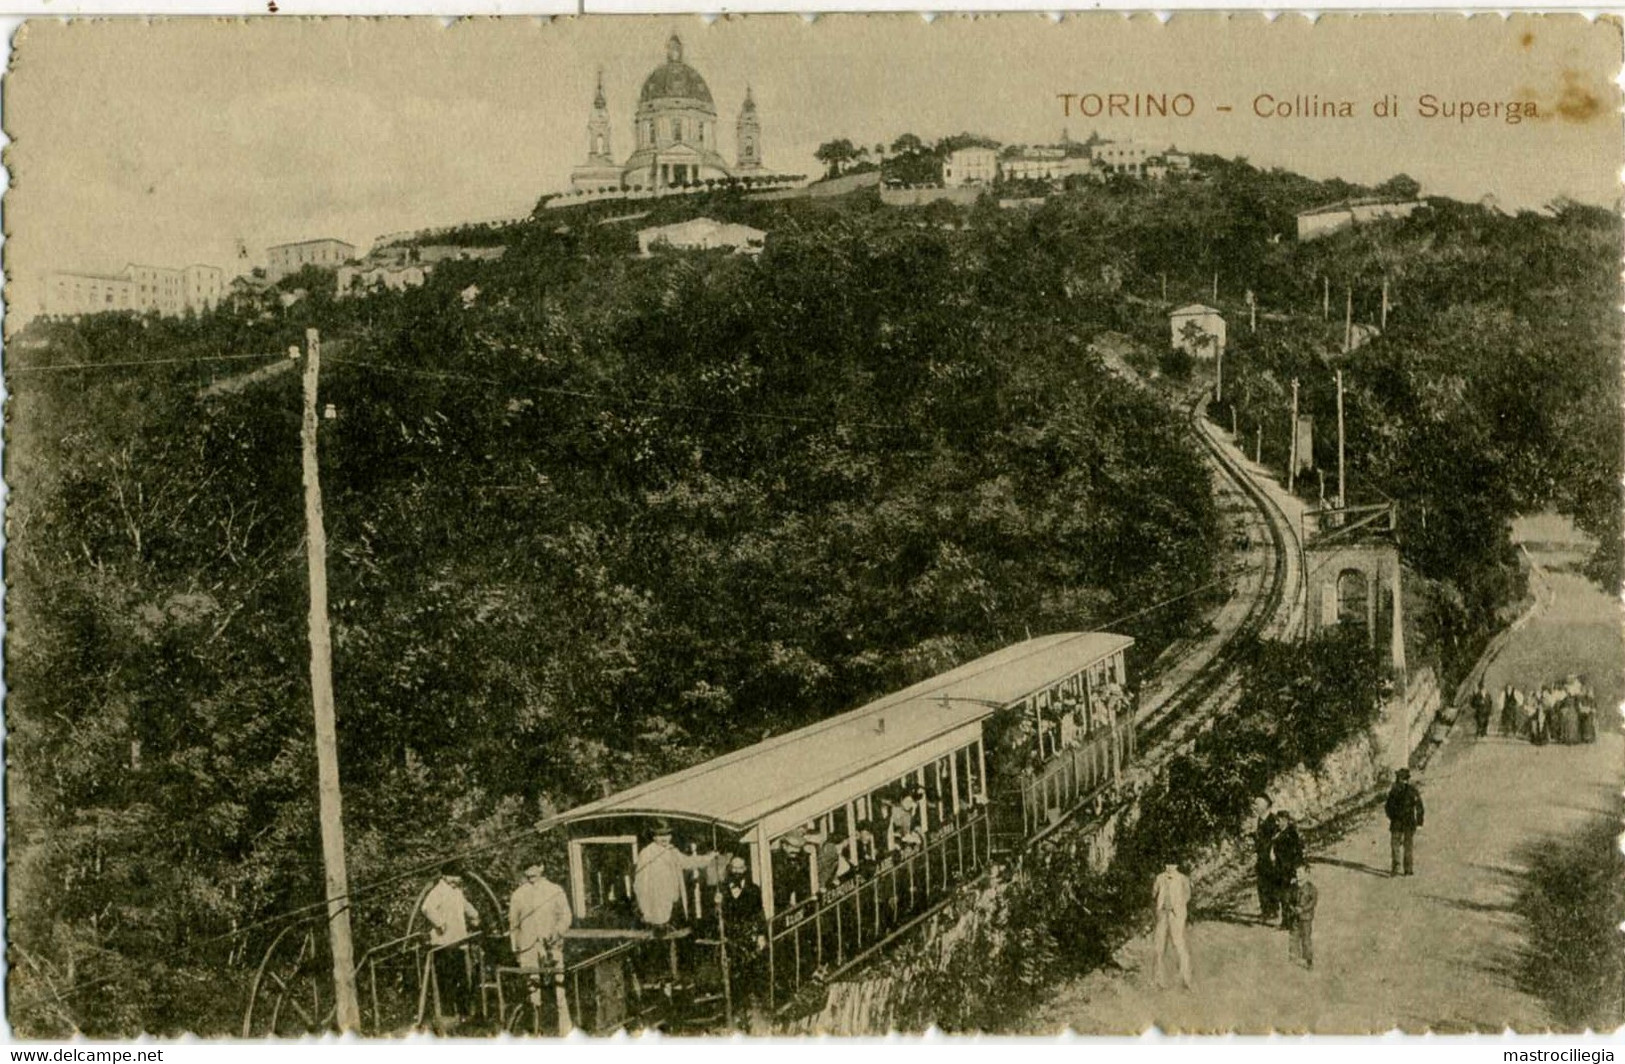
543 630 1137 1030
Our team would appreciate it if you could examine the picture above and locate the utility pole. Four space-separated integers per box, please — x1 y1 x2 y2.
1344 287 1353 352
1288 377 1300 495
1255 423 1262 464
1249 294 1257 334
1211 272 1218 302
1231 406 1238 438
1336 368 1347 508
299 329 362 1032
1381 276 1390 331
1322 276 1330 320
1215 339 1223 403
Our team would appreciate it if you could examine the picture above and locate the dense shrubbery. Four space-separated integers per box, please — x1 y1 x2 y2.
1512 815 1625 1030
9 157 1616 1034
893 627 1385 1030
9 199 1218 1035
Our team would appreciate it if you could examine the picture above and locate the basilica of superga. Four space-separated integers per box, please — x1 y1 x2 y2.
570 35 767 193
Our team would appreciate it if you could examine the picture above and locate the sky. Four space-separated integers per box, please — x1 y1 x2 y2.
5 14 1621 315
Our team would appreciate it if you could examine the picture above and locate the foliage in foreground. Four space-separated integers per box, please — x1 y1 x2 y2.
1513 815 1625 1031
8 203 1217 1035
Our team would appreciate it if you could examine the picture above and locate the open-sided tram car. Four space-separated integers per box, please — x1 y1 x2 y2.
530 630 1137 1032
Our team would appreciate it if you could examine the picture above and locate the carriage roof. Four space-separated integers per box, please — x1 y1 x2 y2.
556 631 1133 835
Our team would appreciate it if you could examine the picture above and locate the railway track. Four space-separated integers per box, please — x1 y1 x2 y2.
1134 391 1303 769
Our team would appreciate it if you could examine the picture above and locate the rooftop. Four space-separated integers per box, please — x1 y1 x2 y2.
556 630 1133 832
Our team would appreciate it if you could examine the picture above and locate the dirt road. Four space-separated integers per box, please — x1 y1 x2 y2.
1029 554 1621 1033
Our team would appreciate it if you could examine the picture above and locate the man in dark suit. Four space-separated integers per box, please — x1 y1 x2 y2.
1385 768 1425 876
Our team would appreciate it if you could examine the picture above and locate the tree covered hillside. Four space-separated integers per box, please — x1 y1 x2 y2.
8 194 1220 1034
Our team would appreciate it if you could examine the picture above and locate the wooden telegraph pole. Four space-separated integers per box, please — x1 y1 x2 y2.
1322 276 1330 320
1211 272 1218 302
1336 368 1347 508
1344 287 1353 352
299 328 363 1032
1381 276 1390 331
1288 377 1300 495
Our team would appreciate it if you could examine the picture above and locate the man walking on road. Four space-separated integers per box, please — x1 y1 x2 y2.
1253 797 1282 924
1269 811 1304 930
1385 768 1425 876
1288 861 1318 969
1470 678 1493 738
1151 860 1193 990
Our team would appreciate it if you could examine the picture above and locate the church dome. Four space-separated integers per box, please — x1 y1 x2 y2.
638 36 714 107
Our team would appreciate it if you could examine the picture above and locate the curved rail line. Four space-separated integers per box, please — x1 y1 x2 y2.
1135 391 1302 766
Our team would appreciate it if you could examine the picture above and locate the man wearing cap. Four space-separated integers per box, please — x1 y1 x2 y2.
632 820 717 930
1385 768 1425 876
508 861 573 1007
421 867 480 1022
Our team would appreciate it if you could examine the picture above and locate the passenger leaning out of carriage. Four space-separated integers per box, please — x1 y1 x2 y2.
891 793 925 853
632 819 717 933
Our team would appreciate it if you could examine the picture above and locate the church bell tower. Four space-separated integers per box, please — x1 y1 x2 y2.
735 85 763 172
587 68 613 165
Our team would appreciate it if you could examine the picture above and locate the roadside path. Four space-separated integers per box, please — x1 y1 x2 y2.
1028 560 1621 1033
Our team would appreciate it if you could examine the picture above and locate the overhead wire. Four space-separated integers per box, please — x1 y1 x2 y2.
8 351 282 372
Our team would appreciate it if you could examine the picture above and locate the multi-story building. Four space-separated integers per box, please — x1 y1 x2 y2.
1093 140 1155 177
46 262 224 318
265 238 358 282
942 146 999 187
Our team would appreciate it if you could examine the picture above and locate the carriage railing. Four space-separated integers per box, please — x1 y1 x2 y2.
1014 714 1135 842
764 805 991 1011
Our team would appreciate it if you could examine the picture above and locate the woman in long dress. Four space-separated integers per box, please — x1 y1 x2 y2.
1578 676 1598 743
1556 692 1580 745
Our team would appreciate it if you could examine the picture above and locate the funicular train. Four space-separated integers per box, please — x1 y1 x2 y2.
243 631 1136 1035
536 630 1137 1032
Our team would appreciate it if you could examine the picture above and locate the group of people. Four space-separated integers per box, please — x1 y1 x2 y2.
418 860 574 1028
1252 801 1305 923
1030 680 1132 767
1473 674 1599 745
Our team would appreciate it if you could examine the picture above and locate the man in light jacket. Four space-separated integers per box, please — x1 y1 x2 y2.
1151 860 1193 989
633 820 716 930
509 862 572 1007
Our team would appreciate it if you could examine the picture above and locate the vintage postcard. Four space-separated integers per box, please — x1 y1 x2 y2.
4 14 1621 1039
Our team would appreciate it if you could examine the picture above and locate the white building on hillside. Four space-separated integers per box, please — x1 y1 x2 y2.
1169 304 1226 359
943 146 998 187
637 217 765 256
1296 199 1426 241
47 262 223 317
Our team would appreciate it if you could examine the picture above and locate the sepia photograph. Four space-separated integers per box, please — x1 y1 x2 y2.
3 13 1621 1039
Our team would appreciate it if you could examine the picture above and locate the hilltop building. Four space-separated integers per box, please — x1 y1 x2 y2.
943 146 999 187
571 36 766 193
46 262 223 318
266 238 358 282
